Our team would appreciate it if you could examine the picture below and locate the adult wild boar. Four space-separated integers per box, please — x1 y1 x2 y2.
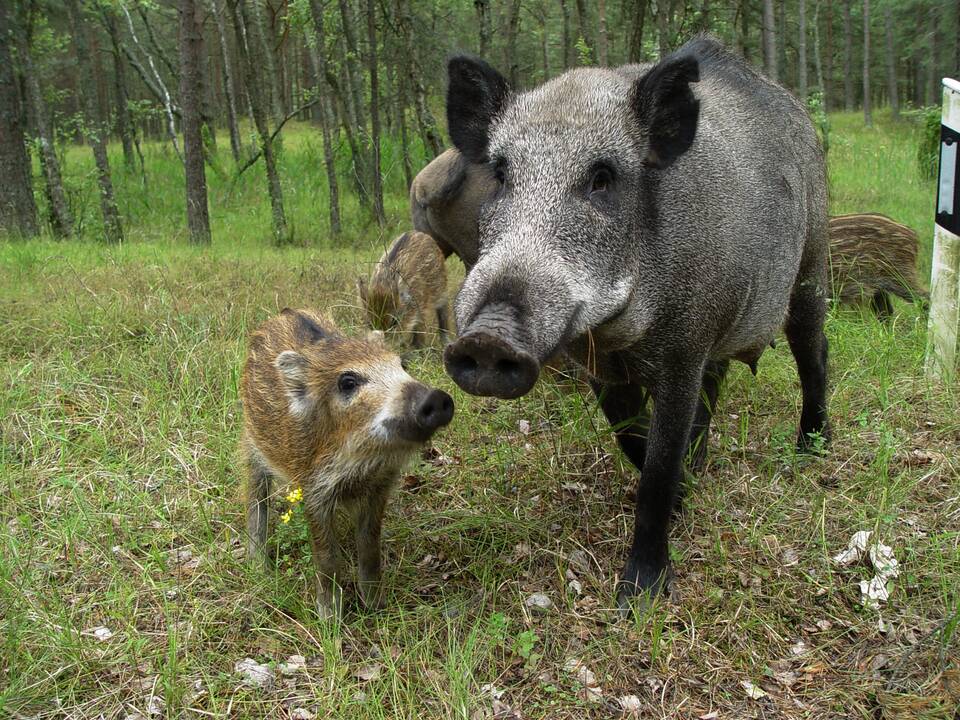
442 37 830 610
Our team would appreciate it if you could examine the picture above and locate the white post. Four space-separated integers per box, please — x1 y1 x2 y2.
925 78 960 381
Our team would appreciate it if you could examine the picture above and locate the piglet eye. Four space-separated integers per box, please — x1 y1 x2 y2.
337 372 363 395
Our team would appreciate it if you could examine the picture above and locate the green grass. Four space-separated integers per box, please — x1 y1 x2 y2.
2 109 959 719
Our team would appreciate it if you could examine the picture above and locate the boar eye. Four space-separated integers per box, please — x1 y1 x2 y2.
337 371 365 396
492 158 506 186
589 166 614 196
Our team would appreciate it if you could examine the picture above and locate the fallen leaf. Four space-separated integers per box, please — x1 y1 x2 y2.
619 694 642 715
567 550 591 574
401 474 423 492
279 654 307 676
354 663 382 682
790 639 808 656
524 592 553 614
860 576 890 609
90 626 114 642
833 531 872 565
234 658 275 689
480 683 506 700
518 419 531 435
868 543 899 580
291 709 316 720
699 713 720 720
741 680 767 700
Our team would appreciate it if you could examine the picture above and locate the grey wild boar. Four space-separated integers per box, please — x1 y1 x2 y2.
828 213 927 320
410 148 498 270
442 36 830 610
357 231 451 347
241 308 454 619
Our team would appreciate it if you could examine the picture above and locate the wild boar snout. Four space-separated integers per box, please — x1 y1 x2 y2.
401 383 454 441
443 313 540 399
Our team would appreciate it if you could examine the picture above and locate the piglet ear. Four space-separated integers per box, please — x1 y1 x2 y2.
275 350 311 415
630 51 700 168
446 55 510 164
282 308 327 344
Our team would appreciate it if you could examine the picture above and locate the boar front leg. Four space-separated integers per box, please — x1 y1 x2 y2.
305 506 344 620
687 360 729 474
591 380 651 472
355 487 390 610
615 362 702 613
244 446 273 571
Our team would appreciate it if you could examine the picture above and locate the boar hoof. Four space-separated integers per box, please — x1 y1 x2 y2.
615 562 672 617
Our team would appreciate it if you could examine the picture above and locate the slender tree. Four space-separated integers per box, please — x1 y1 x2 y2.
656 0 670 57
763 0 778 81
824 0 834 109
210 0 242 162
101 10 135 169
475 0 491 55
928 4 940 104
66 0 123 243
575 0 594 61
337 0 371 205
597 0 608 65
505 0 522 83
863 0 871 126
365 0 384 225
229 0 287 242
799 0 808 98
395 0 442 157
179 0 211 244
13 6 72 237
306 0 341 235
843 0 853 109
0 0 39 237
560 0 571 68
626 0 648 63
883 2 899 119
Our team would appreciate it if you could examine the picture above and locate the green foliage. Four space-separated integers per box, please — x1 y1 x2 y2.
912 105 942 180
807 90 830 156
574 36 592 66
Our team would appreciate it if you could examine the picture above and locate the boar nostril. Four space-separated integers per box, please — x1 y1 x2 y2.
495 358 522 377
443 330 540 399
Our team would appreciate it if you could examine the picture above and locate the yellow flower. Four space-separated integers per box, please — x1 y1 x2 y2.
286 487 303 504
280 510 293 524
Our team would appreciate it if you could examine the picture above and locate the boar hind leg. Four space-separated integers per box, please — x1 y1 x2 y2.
786 284 831 451
245 450 273 571
617 365 702 612
436 303 450 340
687 360 729 475
355 487 390 610
305 507 344 621
870 291 894 322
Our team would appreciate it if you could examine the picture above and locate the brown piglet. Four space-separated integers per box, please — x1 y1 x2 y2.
240 308 454 619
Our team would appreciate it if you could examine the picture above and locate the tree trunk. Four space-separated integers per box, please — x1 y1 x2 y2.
210 0 242 162
813 1 825 100
798 0 808 98
540 9 550 80
14 17 72 237
777 0 787 86
824 0 834 109
699 0 710 31
656 0 670 57
337 0 371 205
843 0 853 110
122 5 182 160
395 0 443 158
179 0 211 244
597 0 608 66
560 0 572 69
475 0 491 56
66 0 123 243
506 0 522 84
243 0 281 121
396 73 413 190
762 0 777 81
229 0 287 242
575 0 594 62
928 6 940 105
955 0 959 78
305 0 341 237
738 0 751 60
365 0 384 225
627 0 648 63
102 11 135 169
884 4 898 120
862 0 871 126
0 2 39 237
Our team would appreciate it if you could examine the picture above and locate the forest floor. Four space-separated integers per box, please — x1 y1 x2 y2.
1 111 959 719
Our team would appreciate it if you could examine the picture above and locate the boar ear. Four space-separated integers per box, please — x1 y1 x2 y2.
631 52 700 168
446 55 510 163
282 308 327 344
275 350 312 415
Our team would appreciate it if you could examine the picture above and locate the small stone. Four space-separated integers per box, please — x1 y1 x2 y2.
279 655 307 676
524 592 553 614
619 694 642 715
91 626 113 642
567 550 591 574
291 709 316 720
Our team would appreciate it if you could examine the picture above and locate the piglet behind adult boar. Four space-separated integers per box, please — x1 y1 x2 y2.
442 36 830 611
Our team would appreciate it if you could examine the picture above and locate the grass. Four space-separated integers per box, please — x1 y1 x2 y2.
1 108 959 719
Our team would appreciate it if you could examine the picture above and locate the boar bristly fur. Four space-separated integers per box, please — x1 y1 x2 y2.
241 308 453 618
442 36 830 613
358 231 450 348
